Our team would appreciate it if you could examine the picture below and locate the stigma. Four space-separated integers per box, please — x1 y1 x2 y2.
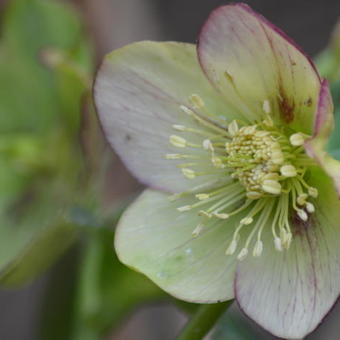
167 94 318 261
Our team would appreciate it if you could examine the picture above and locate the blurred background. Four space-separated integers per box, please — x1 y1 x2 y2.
0 0 339 339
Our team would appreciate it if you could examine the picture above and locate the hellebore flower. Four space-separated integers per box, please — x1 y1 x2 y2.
94 3 340 339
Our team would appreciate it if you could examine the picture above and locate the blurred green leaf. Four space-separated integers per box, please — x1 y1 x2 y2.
0 220 77 287
70 227 167 340
315 20 340 81
0 0 92 133
327 80 340 158
0 170 84 287
0 0 93 287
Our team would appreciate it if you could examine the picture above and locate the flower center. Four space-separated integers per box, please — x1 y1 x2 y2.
226 123 286 198
167 94 318 260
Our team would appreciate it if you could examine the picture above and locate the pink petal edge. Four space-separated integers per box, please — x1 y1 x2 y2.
305 79 340 197
234 268 340 339
197 3 320 83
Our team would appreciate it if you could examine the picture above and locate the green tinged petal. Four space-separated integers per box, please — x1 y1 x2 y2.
0 0 92 286
0 221 77 287
94 41 239 193
115 189 238 303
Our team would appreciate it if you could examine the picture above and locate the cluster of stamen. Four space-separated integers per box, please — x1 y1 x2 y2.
167 94 318 260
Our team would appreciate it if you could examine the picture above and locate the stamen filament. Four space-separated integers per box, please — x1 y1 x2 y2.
168 97 317 258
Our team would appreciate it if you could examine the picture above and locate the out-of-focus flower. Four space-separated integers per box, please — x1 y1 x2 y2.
94 3 340 339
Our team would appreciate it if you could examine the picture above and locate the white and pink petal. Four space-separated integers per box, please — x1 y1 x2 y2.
235 168 340 339
94 41 236 193
198 3 321 132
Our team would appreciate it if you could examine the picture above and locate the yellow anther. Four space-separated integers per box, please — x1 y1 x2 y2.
192 224 204 237
182 168 196 179
228 120 239 136
262 180 282 195
199 210 212 218
213 212 229 219
274 237 283 251
240 217 253 225
212 156 224 168
170 135 187 147
195 193 210 200
297 193 308 205
297 209 308 221
289 133 305 146
263 173 280 181
270 142 281 151
180 105 194 116
305 202 315 213
280 164 297 177
281 231 292 249
308 187 318 198
246 191 262 199
172 124 186 131
237 248 248 261
271 150 284 164
263 115 274 127
255 130 270 138
189 94 205 109
203 139 213 150
241 126 256 135
225 240 238 255
177 205 192 212
253 240 263 257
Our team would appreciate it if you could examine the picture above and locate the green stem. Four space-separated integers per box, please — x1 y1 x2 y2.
177 300 233 340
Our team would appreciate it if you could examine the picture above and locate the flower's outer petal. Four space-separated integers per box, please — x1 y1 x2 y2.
235 168 340 339
94 41 234 193
305 79 340 197
115 189 239 303
198 3 321 132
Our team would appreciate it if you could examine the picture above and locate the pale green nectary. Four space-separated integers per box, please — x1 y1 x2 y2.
94 3 340 339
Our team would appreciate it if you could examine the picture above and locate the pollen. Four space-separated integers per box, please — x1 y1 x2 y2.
166 94 318 261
